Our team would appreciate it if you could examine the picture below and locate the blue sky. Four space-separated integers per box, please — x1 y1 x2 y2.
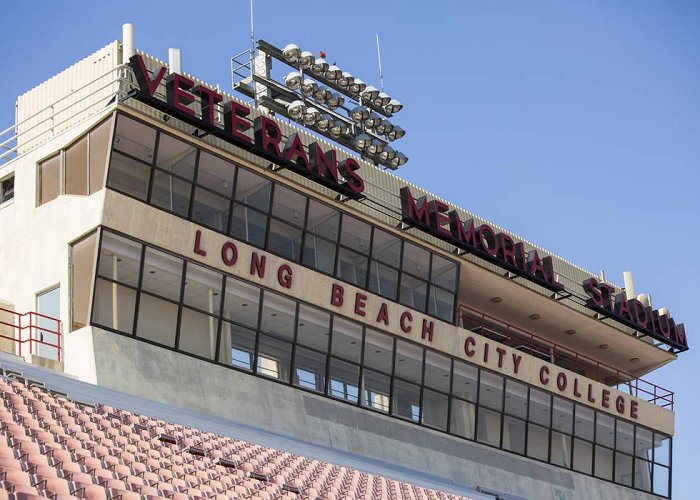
2 1 698 497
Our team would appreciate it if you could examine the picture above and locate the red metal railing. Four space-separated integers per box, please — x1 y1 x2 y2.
0 307 62 362
457 304 674 410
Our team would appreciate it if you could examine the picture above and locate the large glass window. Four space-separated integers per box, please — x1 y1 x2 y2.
70 231 98 331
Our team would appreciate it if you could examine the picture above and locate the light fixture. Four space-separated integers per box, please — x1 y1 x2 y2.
378 146 396 161
350 106 369 123
338 72 354 88
282 44 301 63
490 297 503 303
361 85 379 102
529 313 541 320
385 99 403 114
352 133 371 150
284 71 303 90
366 139 384 155
348 78 366 94
390 153 408 168
565 329 577 336
599 344 609 350
386 126 405 141
312 86 331 103
630 357 640 363
373 91 391 108
375 119 394 135
302 107 320 126
311 57 329 75
363 113 382 129
287 100 306 120
326 93 345 110
298 51 314 69
300 79 318 97
329 121 348 138
325 65 342 81
316 114 333 132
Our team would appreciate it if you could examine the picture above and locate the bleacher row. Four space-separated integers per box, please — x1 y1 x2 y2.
0 374 474 500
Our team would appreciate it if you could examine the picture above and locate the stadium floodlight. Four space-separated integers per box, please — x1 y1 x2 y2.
350 106 370 123
316 114 334 132
378 146 396 162
287 100 306 120
325 65 342 81
348 78 366 94
375 119 394 135
338 72 354 88
300 79 318 97
373 92 391 108
385 99 403 114
386 126 405 141
366 139 384 155
302 107 321 126
326 93 345 110
312 86 331 103
361 85 379 102
390 152 408 168
329 120 348 138
363 113 382 129
298 51 314 69
352 134 372 150
311 58 329 75
282 44 301 63
284 71 303 90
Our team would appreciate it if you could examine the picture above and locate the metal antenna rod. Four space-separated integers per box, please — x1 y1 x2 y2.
250 0 255 55
376 33 384 90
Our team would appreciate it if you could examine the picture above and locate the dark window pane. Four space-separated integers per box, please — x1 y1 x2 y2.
504 379 528 419
368 261 398 301
260 291 295 340
235 169 271 212
503 416 526 454
422 388 448 431
92 278 136 334
574 404 595 441
293 346 326 393
71 232 98 331
302 235 336 275
142 248 183 301
296 304 330 351
634 458 652 492
452 360 478 402
329 358 359 403
479 370 503 411
363 328 393 373
39 154 61 204
192 187 230 233
256 334 291 382
653 464 669 497
551 431 572 468
394 339 422 384
156 133 196 180
594 445 613 480
450 398 475 439
98 231 142 287
336 248 368 288
113 114 156 162
635 427 653 460
402 242 429 280
529 388 551 427
230 204 267 248
371 229 401 267
306 200 340 241
150 170 191 217
183 262 222 314
596 413 615 448
653 434 670 467
362 369 390 413
527 423 549 461
477 406 501 447
399 273 427 310
615 452 633 487
616 420 634 455
428 286 454 322
196 151 235 196
331 317 362 363
65 136 88 195
222 277 260 328
219 321 256 370
136 293 177 347
267 219 302 261
552 397 574 435
423 350 450 392
107 152 151 201
340 215 371 254
430 254 458 292
179 307 217 360
271 184 306 225
393 379 421 422
573 438 593 474
89 118 112 194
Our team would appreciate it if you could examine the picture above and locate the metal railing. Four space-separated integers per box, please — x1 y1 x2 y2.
457 304 674 410
0 307 62 362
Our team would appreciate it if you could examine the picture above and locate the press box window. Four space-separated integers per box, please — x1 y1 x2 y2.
0 174 14 204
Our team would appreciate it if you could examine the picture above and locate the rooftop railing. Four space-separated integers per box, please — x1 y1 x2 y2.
0 307 62 362
457 304 674 410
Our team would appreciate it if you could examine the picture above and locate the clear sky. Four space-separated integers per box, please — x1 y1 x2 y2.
2 1 698 497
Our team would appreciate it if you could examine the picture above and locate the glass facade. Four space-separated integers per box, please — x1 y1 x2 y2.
105 113 459 323
90 228 671 497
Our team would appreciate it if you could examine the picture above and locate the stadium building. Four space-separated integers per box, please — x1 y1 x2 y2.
0 24 687 499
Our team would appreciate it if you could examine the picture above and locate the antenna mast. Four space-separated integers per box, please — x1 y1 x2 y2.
376 33 384 90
